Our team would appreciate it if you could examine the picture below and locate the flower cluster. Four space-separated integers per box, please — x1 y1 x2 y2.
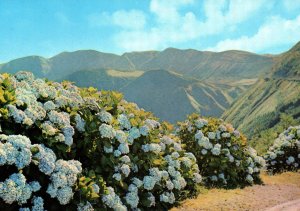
0 173 40 205
47 159 82 205
0 134 32 169
264 125 300 173
4 71 85 147
177 114 264 187
0 133 81 209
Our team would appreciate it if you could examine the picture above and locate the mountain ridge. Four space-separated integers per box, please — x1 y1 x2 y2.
0 47 275 81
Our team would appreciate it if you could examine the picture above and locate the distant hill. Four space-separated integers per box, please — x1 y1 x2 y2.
121 69 244 123
62 68 253 123
133 48 275 80
0 48 275 81
62 69 143 91
222 41 300 137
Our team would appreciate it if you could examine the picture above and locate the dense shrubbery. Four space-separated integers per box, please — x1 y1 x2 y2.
0 71 270 210
0 72 202 210
264 125 300 174
177 114 265 188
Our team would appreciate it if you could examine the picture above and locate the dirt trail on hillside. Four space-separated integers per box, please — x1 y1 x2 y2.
171 172 300 211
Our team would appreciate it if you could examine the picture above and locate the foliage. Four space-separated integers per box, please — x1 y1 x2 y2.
0 71 202 210
177 114 265 188
250 113 298 155
264 125 300 174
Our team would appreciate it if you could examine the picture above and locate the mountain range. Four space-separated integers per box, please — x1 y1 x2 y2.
0 48 275 81
0 45 287 124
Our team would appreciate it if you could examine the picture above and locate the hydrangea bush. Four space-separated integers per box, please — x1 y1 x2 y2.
74 88 202 210
0 72 109 210
0 72 202 210
177 114 265 188
264 125 300 174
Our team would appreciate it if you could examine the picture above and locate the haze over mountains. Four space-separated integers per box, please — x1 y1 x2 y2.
0 46 282 123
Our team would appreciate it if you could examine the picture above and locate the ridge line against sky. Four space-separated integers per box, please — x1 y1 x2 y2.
1 0 300 63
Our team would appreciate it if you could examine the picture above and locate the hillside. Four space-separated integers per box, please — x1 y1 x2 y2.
121 69 231 122
0 48 275 81
222 41 300 138
137 48 275 80
62 69 143 91
63 68 253 123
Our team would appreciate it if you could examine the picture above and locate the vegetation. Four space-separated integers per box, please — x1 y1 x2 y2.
0 71 203 210
250 113 298 155
0 71 267 210
264 125 300 174
177 114 264 188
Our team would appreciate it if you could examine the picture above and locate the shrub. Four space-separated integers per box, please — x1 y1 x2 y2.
177 114 265 188
264 125 300 174
0 71 202 210
73 88 202 210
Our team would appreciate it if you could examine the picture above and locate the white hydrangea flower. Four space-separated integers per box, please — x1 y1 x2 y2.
132 178 143 188
113 173 122 181
195 118 208 129
139 125 150 136
102 187 126 210
125 190 139 208
77 201 94 211
211 144 221 156
118 114 131 130
159 192 175 204
246 174 253 183
118 143 130 154
120 164 131 177
193 173 202 183
98 111 113 124
207 132 216 139
143 176 157 190
99 124 116 139
115 130 127 143
114 150 122 157
75 114 85 132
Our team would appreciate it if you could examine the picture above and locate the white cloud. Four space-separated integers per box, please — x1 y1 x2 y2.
90 0 272 52
150 0 194 23
206 15 300 52
111 10 146 29
88 10 146 29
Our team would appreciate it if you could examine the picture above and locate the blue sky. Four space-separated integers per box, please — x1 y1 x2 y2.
1 0 300 63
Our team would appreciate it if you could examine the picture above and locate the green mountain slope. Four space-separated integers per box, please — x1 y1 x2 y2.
63 69 143 91
222 41 300 138
64 68 250 123
0 56 51 77
139 48 275 80
121 69 231 123
49 50 135 80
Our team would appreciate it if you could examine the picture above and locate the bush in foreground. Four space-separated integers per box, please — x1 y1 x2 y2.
0 71 202 210
264 125 300 174
177 114 265 188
